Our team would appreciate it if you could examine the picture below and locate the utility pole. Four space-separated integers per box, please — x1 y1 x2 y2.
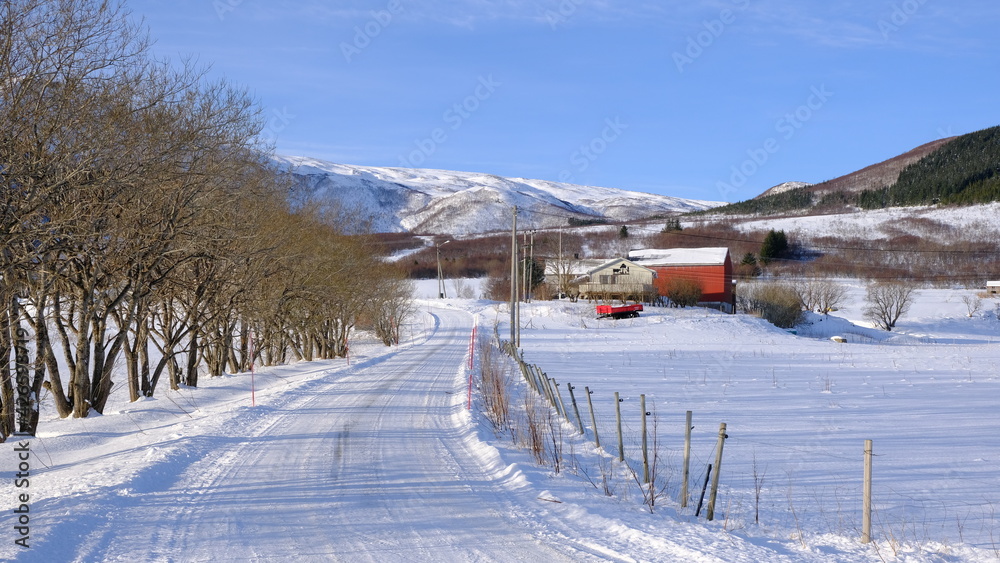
520 231 531 303
436 239 450 299
527 230 536 302
558 229 564 298
509 205 518 347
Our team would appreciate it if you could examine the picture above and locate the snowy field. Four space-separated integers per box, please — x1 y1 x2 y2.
2 276 998 562
378 277 1000 560
489 283 1000 560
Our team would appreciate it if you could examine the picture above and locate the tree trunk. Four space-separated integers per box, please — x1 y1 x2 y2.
0 298 15 440
185 332 199 387
72 296 94 418
34 318 72 418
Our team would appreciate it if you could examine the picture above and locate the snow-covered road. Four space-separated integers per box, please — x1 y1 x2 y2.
50 308 611 562
12 299 993 562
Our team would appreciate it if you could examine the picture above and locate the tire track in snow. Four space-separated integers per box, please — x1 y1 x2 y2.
67 309 596 561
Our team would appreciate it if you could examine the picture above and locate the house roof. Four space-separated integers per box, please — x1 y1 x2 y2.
543 259 607 276
581 258 656 277
627 247 730 267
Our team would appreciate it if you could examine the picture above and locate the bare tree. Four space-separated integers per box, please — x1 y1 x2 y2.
1 0 154 422
0 0 412 436
451 278 475 299
796 279 847 314
863 280 918 331
369 276 415 346
0 0 283 423
962 294 983 318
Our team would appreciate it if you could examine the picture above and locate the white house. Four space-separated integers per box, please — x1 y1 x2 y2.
544 258 606 299
573 258 657 303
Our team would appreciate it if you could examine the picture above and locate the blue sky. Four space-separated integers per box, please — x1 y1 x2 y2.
130 0 1000 202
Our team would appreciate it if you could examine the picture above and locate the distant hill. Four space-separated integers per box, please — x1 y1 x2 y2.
275 156 724 235
704 130 1000 216
807 137 954 199
857 126 1000 208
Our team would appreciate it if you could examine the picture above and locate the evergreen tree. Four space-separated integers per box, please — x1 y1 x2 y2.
759 229 789 265
881 125 1000 206
738 252 762 277
661 218 682 232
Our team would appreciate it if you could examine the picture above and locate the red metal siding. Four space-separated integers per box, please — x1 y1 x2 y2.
650 259 733 304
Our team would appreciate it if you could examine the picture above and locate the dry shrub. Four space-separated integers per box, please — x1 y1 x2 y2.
806 232 1000 285
650 221 761 260
483 268 511 301
665 278 702 307
404 234 511 279
736 281 804 328
478 338 512 434
586 226 634 258
532 282 554 301
521 393 548 465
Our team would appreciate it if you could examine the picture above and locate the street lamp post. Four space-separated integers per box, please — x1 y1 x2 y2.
436 239 451 298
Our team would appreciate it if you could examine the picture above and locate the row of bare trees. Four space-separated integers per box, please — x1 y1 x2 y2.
0 0 410 440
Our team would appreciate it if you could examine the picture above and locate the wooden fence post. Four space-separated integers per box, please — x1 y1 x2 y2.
534 367 549 402
538 369 554 407
640 394 649 484
517 361 533 391
585 386 600 449
528 365 542 394
567 384 585 434
862 439 873 544
549 377 561 413
615 392 624 463
706 422 727 521
553 379 570 421
681 410 692 508
544 375 556 412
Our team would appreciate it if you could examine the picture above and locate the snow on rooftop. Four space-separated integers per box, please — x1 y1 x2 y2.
628 247 729 266
543 258 607 275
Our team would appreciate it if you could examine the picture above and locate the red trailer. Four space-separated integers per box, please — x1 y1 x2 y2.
596 303 643 319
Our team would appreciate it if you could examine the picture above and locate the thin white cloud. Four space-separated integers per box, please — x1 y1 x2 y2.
247 0 687 29
224 0 1000 49
734 0 1000 51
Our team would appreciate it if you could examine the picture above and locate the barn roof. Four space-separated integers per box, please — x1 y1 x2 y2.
627 247 730 267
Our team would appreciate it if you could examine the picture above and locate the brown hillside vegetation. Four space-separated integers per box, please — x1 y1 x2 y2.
383 213 1000 288
807 137 955 199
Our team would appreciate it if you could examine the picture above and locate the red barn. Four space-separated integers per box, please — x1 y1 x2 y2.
628 247 733 309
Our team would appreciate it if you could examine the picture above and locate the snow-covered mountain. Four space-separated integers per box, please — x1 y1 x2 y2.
276 156 724 235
